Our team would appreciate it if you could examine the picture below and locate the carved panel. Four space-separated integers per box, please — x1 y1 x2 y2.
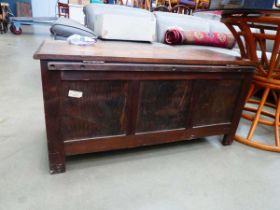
136 81 191 132
192 79 242 127
61 81 127 140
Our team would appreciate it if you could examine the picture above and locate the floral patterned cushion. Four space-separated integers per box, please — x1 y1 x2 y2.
164 28 236 49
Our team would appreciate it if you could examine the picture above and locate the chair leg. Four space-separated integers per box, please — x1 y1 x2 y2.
274 96 280 146
246 84 255 101
246 87 270 140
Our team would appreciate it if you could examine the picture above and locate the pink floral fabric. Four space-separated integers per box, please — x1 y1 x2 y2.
164 28 236 49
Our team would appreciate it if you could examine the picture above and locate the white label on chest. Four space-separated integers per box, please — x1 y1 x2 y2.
68 90 83 98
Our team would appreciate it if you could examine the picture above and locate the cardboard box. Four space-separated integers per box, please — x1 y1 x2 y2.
69 0 90 5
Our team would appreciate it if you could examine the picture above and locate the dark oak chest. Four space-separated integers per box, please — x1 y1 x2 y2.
34 40 255 174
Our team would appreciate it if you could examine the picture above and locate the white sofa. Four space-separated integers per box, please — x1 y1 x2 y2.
82 4 241 57
52 4 272 58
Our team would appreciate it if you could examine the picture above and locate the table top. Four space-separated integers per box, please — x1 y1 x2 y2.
34 40 256 66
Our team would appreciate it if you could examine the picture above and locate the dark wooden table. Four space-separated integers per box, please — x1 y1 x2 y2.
34 40 256 174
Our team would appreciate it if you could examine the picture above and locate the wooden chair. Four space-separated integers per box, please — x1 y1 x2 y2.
172 0 195 14
118 0 148 10
154 0 173 11
153 0 208 14
173 0 209 12
58 1 69 18
154 0 194 13
195 0 209 10
222 12 280 152
170 4 192 14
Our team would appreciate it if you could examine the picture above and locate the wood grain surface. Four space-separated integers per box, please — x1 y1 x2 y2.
34 40 256 66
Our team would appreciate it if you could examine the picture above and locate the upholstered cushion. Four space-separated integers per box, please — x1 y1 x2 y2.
84 4 156 42
50 17 96 39
83 4 154 29
84 4 129 30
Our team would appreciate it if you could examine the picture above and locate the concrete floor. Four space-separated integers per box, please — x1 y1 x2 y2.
0 26 279 210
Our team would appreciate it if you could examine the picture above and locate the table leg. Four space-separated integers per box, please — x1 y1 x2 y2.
222 134 234 145
41 61 65 174
222 76 253 146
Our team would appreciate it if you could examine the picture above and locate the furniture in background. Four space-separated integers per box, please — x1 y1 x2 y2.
16 0 32 17
63 0 210 23
154 0 209 14
195 0 208 9
173 0 209 14
58 1 69 18
0 3 9 33
9 0 65 35
82 4 230 43
170 0 195 14
209 0 275 10
51 5 237 47
3 0 16 16
222 12 280 152
9 16 58 35
34 40 255 173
